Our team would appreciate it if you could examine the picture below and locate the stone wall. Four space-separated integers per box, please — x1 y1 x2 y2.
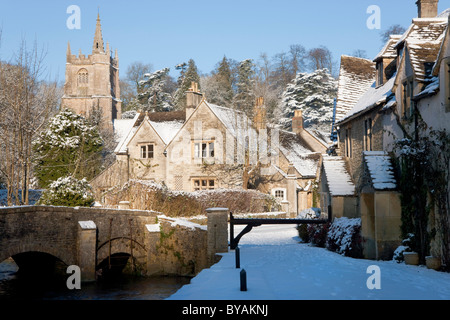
0 205 229 280
339 106 384 187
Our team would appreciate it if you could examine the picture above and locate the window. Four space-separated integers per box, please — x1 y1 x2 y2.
364 118 372 152
272 188 286 202
377 61 384 86
192 179 215 191
402 80 414 119
345 128 352 158
194 141 214 159
140 144 154 159
77 69 88 85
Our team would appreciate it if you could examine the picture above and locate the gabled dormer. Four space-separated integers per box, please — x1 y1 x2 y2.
373 35 403 87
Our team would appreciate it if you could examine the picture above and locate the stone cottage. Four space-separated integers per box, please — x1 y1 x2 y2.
324 0 450 260
91 84 328 217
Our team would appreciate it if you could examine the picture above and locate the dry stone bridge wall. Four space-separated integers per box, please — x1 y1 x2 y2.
0 206 229 281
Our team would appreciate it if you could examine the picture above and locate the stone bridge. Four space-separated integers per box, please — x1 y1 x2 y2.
0 206 229 281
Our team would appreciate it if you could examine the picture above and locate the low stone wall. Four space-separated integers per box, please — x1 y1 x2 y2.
0 205 230 279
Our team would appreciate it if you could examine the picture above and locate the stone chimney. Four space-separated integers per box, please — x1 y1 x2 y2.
253 97 266 130
416 0 439 18
292 110 304 134
186 82 202 120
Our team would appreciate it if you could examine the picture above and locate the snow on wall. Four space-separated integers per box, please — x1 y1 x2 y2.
363 151 397 190
322 156 355 196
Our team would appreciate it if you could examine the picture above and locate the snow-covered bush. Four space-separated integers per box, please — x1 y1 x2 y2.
39 176 95 207
393 233 414 263
297 207 321 219
104 179 279 216
326 217 363 258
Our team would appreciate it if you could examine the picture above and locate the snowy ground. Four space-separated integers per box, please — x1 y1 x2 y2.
168 224 450 300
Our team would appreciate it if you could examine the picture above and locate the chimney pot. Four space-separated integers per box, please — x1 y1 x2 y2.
292 109 304 134
185 82 202 120
416 0 439 18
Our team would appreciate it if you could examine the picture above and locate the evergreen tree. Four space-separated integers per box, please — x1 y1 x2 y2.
136 68 174 112
276 68 337 133
174 59 201 109
32 109 103 188
202 56 234 108
233 59 256 117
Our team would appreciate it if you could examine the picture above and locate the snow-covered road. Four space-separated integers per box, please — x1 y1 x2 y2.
168 224 450 300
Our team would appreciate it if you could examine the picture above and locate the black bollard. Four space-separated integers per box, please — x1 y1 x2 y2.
235 246 240 269
240 269 247 292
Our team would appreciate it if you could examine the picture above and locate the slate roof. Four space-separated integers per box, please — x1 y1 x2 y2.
335 55 376 122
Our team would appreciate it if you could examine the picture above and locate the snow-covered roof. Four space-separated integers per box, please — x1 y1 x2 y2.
113 118 137 143
374 35 403 61
278 130 321 177
395 18 448 49
114 111 185 154
322 156 355 196
149 120 184 144
207 102 256 139
335 55 376 122
114 113 141 154
363 151 396 190
407 40 442 82
338 76 396 124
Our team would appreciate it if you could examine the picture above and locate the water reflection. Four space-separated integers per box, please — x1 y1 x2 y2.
0 258 190 300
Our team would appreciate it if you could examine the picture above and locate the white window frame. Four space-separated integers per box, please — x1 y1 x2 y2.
140 144 154 159
272 188 287 202
192 178 216 191
194 141 215 159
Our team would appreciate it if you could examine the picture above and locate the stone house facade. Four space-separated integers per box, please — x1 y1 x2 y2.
325 0 450 260
91 84 328 217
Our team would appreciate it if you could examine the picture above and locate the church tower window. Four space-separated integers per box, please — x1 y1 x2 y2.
77 69 89 85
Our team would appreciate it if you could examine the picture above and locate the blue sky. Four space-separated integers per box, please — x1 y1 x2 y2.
1 0 450 83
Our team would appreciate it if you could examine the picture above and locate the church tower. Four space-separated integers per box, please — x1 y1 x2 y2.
62 13 122 129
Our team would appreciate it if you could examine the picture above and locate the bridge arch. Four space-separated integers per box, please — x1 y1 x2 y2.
0 244 75 268
96 237 147 275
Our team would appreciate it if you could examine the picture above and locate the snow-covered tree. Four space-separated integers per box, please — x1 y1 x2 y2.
233 59 256 117
32 109 103 188
136 68 174 112
276 68 337 133
38 176 95 207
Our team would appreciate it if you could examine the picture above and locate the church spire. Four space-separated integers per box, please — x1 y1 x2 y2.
92 12 105 54
66 41 71 56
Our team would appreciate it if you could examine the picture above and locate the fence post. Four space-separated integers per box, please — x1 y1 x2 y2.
240 269 247 291
235 246 240 269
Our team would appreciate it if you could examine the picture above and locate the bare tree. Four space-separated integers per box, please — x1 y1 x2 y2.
126 61 153 93
381 24 406 43
352 49 368 59
307 46 336 76
0 40 60 205
289 44 307 75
